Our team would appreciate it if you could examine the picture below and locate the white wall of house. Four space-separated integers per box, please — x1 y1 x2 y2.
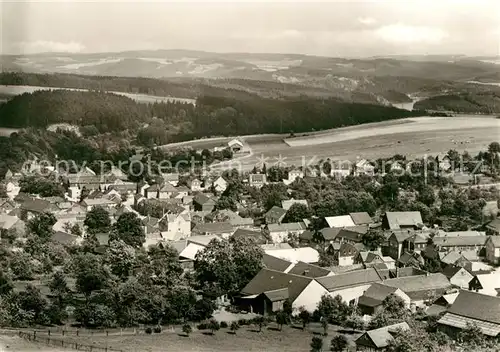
393 289 412 308
450 269 474 289
158 191 171 199
485 240 500 264
339 255 356 267
270 231 288 243
168 216 191 237
293 280 329 313
329 284 373 306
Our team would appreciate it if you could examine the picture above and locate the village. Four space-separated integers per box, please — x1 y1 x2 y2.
0 138 500 352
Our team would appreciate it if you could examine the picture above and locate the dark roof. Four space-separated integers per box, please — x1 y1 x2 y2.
265 206 287 220
316 268 382 292
232 228 267 243
299 230 314 241
434 236 486 247
447 290 500 325
21 199 53 213
358 283 398 307
320 228 342 241
241 268 313 302
287 262 332 278
356 322 410 349
262 253 293 272
193 193 215 206
391 267 427 278
382 273 451 300
51 231 79 246
193 222 234 234
350 212 373 225
442 265 467 279
336 228 364 243
262 288 289 302
384 211 423 230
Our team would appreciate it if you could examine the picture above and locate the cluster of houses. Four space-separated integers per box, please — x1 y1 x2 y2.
1 154 500 346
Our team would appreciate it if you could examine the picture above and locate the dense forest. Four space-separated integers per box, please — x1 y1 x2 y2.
414 92 500 113
0 89 423 140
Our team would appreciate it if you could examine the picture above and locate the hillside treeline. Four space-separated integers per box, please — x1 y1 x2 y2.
0 90 423 140
414 92 500 113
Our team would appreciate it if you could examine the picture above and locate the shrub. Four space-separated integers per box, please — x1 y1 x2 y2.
220 321 228 328
197 323 207 330
238 318 248 326
182 324 193 336
145 327 152 334
153 326 162 333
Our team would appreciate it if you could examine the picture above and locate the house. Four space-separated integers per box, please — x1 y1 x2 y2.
228 138 244 153
213 176 228 193
382 273 451 307
330 161 352 179
355 159 375 176
0 199 16 214
192 222 234 238
356 251 385 268
437 155 452 172
267 222 307 243
249 174 267 188
205 210 254 229
281 199 308 211
382 211 423 231
315 268 383 306
442 265 474 289
426 292 460 316
262 253 294 272
438 290 500 337
238 268 320 314
386 230 415 260
485 235 500 265
0 214 25 237
284 169 304 185
193 193 216 212
264 247 319 264
397 252 424 268
433 235 486 253
486 217 500 236
286 262 334 278
337 243 363 266
264 206 287 224
316 228 342 243
358 283 411 315
160 213 191 239
187 178 203 192
468 271 500 296
162 173 180 186
232 228 267 244
324 215 356 228
20 199 57 220
80 198 118 211
440 251 473 271
51 231 81 247
349 212 373 226
335 227 369 244
355 322 410 351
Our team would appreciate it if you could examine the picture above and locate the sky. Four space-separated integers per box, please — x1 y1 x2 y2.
1 0 499 57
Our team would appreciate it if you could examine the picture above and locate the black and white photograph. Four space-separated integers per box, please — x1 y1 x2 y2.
0 0 499 351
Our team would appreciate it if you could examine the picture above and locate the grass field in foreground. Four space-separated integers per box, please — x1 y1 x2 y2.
43 323 361 352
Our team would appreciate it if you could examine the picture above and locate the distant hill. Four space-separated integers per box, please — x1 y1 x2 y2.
414 92 500 113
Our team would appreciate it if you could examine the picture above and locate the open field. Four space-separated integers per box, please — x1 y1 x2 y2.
0 334 72 352
0 85 196 105
210 115 500 172
25 324 360 352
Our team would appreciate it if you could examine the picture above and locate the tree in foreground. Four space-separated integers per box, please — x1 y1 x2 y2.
458 322 485 347
83 206 111 234
330 335 348 352
207 319 220 335
230 321 240 335
311 336 324 352
111 212 145 248
299 308 311 330
182 324 192 336
275 310 288 331
341 314 365 332
321 316 329 336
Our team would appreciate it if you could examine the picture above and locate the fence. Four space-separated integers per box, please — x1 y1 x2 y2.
18 331 124 352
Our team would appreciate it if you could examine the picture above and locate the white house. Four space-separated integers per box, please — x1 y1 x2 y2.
213 176 228 193
355 159 375 176
228 139 244 153
325 215 356 228
267 222 307 243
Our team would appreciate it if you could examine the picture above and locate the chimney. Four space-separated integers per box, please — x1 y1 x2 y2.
303 270 310 276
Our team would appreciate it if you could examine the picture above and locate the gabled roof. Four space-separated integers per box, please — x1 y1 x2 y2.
336 228 366 243
442 265 470 279
356 322 410 349
384 211 423 230
0 214 21 230
193 222 234 234
262 253 294 272
486 218 500 232
179 242 206 261
316 268 383 292
434 236 486 247
264 247 319 264
232 228 266 243
228 138 244 147
281 199 308 211
324 215 356 228
440 252 470 266
241 268 313 302
320 227 342 241
52 231 79 246
358 283 399 307
265 206 287 220
349 212 373 225
486 235 500 247
262 288 289 302
447 290 500 325
286 261 332 278
268 222 306 233
193 193 215 206
21 199 53 213
382 273 450 299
